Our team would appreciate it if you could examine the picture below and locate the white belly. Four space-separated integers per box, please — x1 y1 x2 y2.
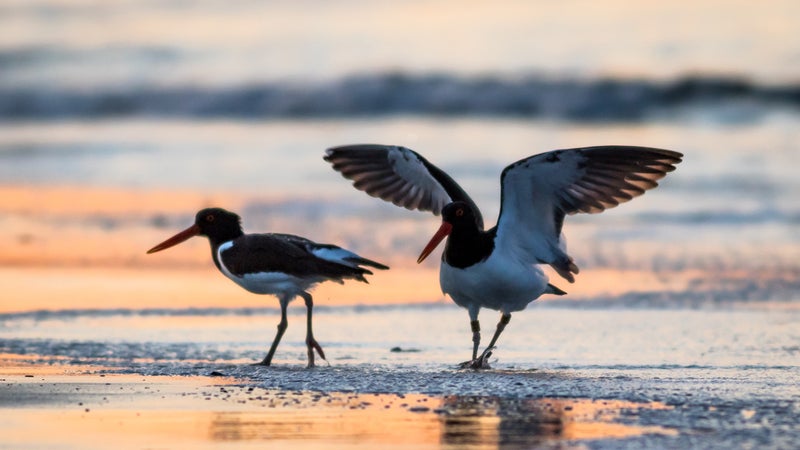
439 250 549 314
228 271 321 297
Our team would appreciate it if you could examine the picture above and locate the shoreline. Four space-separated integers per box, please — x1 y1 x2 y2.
0 361 678 449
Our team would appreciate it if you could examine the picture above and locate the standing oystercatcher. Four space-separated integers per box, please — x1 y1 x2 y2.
325 145 682 368
147 207 388 367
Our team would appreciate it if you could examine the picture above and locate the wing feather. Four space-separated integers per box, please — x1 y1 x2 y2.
495 145 682 281
369 177 407 197
325 144 484 228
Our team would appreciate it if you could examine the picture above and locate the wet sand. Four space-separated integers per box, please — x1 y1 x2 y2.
1 360 682 449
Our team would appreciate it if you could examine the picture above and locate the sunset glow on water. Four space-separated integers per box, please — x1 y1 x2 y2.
1 0 799 448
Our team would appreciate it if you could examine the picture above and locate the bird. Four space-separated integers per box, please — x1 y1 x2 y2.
325 144 682 369
146 207 389 367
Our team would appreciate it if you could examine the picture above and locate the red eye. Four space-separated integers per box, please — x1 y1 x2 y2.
206 215 215 222
455 208 464 217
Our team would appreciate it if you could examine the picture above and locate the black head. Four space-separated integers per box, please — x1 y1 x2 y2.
417 201 481 264
193 208 243 239
441 201 480 228
147 207 244 254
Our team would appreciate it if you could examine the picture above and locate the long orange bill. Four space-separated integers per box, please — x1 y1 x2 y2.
417 222 452 264
146 224 201 254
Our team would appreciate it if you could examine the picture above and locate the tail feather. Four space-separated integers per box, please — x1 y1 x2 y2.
345 256 390 271
328 254 388 285
320 263 373 285
546 283 567 296
352 273 370 284
344 257 388 284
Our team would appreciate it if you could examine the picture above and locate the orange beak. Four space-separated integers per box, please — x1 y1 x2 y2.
146 224 201 254
417 222 452 264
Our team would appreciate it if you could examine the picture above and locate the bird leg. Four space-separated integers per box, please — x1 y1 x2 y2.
257 299 289 366
302 292 327 368
458 320 483 369
470 320 481 360
464 313 511 370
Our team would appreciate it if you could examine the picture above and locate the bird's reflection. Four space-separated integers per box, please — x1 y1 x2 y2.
203 389 668 446
439 395 566 448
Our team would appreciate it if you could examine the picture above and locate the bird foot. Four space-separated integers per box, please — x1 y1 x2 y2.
458 348 494 370
306 338 329 368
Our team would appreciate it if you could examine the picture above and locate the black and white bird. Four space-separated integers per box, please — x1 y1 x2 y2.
325 145 682 368
147 207 388 367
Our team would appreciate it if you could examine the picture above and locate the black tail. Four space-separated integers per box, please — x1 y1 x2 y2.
345 256 389 271
546 283 567 296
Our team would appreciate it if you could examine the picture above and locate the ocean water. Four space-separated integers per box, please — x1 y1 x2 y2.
2 0 799 345
2 304 799 373
2 304 800 448
1 1 800 446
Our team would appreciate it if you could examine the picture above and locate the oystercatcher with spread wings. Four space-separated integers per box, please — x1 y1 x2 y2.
147 207 388 367
325 145 682 368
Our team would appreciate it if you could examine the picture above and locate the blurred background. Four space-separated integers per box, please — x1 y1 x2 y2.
1 0 798 313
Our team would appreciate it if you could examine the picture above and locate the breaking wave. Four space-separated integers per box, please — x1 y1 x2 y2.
2 72 798 121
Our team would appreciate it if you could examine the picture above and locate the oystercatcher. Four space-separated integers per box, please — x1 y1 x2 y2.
147 207 389 367
325 145 682 368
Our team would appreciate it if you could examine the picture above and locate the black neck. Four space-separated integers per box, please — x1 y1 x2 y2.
207 230 244 270
443 225 496 269
207 228 244 248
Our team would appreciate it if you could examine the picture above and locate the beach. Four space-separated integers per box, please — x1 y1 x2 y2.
2 0 800 448
3 337 798 450
2 365 671 450
3 300 800 449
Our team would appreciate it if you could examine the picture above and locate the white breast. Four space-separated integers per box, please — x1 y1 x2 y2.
439 248 550 314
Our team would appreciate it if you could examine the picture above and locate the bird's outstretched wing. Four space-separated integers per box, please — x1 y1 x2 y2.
495 146 682 282
324 144 484 229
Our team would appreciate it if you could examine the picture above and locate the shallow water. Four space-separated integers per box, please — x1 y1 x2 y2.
2 305 799 373
2 304 800 448
0 370 682 449
3 304 799 403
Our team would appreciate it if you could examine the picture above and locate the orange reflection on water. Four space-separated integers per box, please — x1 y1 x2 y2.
0 184 442 312
0 365 676 450
0 262 703 314
0 181 691 314
0 184 241 268
0 185 241 216
0 183 754 314
0 266 446 314
439 395 676 446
